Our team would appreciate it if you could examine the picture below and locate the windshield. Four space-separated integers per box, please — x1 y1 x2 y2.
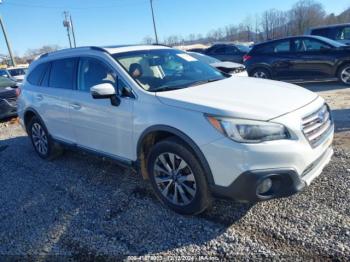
187 52 221 64
112 49 227 92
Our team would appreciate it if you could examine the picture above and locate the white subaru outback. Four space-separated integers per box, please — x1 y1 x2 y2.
18 45 334 215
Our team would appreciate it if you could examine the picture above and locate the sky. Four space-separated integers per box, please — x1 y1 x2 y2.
0 0 349 56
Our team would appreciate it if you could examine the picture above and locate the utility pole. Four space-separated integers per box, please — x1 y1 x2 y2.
63 11 72 48
69 14 77 48
149 0 159 44
0 1 16 66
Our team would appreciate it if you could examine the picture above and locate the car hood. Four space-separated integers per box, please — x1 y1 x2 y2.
211 61 244 69
156 77 318 120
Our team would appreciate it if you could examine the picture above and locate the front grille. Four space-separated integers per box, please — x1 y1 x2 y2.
302 104 332 148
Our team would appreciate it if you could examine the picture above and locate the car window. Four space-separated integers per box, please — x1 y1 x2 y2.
336 26 350 40
27 63 48 85
49 58 77 89
212 46 226 54
225 46 238 54
40 63 51 87
274 41 290 53
8 68 26 76
78 58 117 92
294 38 331 52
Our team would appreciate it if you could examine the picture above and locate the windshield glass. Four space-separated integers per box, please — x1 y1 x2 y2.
112 49 227 92
187 52 221 64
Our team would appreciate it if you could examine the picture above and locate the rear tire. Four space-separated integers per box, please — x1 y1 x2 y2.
147 137 211 215
251 68 271 79
27 116 63 160
338 64 350 85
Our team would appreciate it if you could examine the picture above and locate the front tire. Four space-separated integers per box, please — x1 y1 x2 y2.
338 64 350 85
147 138 211 215
27 116 62 160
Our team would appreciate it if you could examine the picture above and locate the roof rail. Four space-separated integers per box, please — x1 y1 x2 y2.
36 46 109 60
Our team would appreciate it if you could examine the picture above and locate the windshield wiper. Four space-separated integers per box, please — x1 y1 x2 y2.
187 78 222 87
152 78 223 92
152 86 184 92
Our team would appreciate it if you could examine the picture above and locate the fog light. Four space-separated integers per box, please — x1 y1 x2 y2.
257 178 273 195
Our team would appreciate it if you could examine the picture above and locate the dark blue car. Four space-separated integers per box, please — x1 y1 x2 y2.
244 35 350 85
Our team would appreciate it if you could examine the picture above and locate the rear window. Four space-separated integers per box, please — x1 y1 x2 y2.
49 58 77 89
27 63 47 85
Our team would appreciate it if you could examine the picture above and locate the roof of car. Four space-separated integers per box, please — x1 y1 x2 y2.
252 35 329 47
37 44 171 60
310 23 350 30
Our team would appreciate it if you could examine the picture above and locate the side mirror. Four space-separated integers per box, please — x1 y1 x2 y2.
90 83 116 99
90 83 120 106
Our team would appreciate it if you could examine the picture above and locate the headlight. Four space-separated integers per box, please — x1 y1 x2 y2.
206 116 290 143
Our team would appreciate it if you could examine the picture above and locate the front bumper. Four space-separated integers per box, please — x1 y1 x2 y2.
209 146 333 202
0 98 17 119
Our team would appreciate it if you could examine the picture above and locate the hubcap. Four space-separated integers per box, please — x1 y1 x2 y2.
153 153 196 206
31 123 48 155
341 67 350 84
253 71 267 78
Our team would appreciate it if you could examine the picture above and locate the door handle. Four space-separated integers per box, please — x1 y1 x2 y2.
36 94 43 101
70 103 81 110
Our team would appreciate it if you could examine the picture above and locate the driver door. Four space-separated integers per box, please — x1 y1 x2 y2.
68 57 134 160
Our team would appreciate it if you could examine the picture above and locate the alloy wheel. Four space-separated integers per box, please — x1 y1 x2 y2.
340 67 350 84
31 123 48 155
153 152 197 206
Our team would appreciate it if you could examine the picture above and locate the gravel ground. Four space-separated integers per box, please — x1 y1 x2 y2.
0 82 349 260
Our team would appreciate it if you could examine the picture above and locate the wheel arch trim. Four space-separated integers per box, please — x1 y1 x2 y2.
136 125 215 185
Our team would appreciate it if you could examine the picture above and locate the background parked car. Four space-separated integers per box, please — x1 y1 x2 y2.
307 23 350 45
7 66 28 83
0 69 14 80
244 35 350 85
0 77 19 119
0 75 17 88
202 44 250 63
188 51 247 76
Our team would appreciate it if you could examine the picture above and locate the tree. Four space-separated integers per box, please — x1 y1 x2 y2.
143 36 154 44
24 45 61 60
290 0 326 35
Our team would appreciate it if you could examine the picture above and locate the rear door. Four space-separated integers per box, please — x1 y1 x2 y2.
268 40 295 80
27 59 77 143
68 57 134 160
